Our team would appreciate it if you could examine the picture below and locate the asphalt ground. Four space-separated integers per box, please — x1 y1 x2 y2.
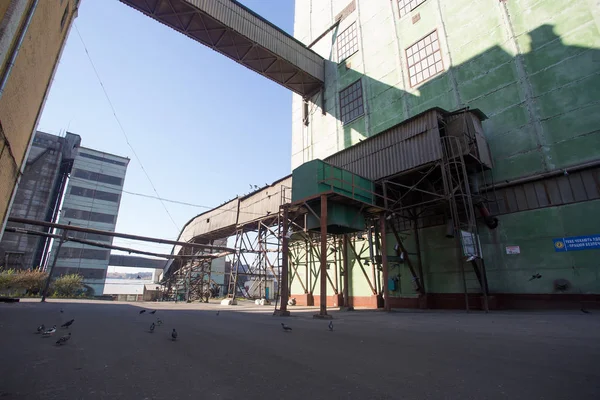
1 299 599 400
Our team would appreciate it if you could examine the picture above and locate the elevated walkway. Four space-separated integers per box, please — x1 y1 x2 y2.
119 0 324 97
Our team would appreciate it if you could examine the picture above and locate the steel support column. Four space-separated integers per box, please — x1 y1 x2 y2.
317 195 329 318
276 206 290 316
342 234 351 309
380 216 390 312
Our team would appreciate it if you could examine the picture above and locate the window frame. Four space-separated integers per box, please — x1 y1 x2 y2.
405 30 444 88
339 79 365 125
337 22 359 63
397 0 428 19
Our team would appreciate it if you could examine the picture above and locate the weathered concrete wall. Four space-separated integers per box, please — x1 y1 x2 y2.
0 0 78 242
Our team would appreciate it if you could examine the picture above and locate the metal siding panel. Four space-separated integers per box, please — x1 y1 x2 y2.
505 188 519 212
545 179 562 205
581 169 600 199
514 186 529 211
325 110 443 181
523 183 539 209
556 176 574 203
533 182 550 207
568 173 588 202
185 0 324 80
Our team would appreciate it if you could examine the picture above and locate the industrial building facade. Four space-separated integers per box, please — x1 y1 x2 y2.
0 131 80 270
284 0 600 308
0 0 79 242
49 147 129 295
144 0 599 310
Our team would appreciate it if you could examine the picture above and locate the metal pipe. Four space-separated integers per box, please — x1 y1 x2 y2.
0 0 38 97
319 195 328 316
480 159 600 192
7 217 235 252
40 227 66 303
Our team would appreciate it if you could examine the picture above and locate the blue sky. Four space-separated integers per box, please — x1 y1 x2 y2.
38 0 296 257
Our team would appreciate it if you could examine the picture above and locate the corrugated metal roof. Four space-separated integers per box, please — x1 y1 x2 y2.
325 109 444 180
238 176 292 226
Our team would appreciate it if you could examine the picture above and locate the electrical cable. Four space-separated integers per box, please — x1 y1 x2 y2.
73 23 180 232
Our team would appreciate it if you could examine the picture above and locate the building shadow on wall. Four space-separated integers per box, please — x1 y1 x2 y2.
314 24 599 183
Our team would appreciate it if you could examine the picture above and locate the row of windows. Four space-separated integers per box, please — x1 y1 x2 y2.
63 208 116 224
58 247 110 260
337 28 443 123
72 169 123 186
70 185 120 203
79 152 128 166
67 230 113 243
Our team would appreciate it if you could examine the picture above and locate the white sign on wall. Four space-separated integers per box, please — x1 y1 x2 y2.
506 245 520 255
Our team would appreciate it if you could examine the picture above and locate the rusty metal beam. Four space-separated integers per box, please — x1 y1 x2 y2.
318 195 328 316
348 238 377 295
380 216 390 311
7 217 234 252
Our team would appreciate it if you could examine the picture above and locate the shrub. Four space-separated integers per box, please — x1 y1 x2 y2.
51 274 84 297
0 268 48 295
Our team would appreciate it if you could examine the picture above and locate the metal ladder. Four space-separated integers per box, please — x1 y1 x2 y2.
440 135 489 312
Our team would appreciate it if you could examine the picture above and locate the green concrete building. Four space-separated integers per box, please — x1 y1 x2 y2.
288 0 600 308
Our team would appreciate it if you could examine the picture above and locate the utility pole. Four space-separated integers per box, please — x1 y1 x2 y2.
41 227 68 302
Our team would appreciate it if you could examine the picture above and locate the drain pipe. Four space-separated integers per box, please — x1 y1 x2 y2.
0 0 39 97
0 0 39 243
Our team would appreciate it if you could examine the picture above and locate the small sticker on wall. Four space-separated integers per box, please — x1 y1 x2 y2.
506 246 520 255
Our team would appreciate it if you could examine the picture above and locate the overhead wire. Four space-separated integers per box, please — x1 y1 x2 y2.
73 23 180 232
68 176 272 217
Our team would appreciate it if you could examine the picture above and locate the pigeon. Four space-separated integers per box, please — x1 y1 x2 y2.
55 333 71 346
216 311 220 316
156 318 163 326
42 326 57 336
149 310 156 315
61 319 75 329
328 321 334 332
36 324 45 334
171 329 178 341
139 310 146 314
149 323 155 333
281 323 292 332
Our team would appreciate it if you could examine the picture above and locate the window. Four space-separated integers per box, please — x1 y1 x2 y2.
70 186 120 203
406 30 444 87
58 247 109 260
72 169 123 186
398 0 427 18
79 152 127 166
63 208 116 224
337 23 359 62
68 230 112 243
339 80 364 124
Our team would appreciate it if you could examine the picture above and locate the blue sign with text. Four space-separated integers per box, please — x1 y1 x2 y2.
553 235 600 252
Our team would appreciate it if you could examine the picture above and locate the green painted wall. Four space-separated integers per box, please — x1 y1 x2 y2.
289 0 600 300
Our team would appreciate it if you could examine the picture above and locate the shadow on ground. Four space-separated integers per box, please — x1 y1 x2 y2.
1 299 599 400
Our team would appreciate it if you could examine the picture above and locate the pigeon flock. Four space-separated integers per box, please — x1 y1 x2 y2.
35 306 335 349
34 309 74 346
